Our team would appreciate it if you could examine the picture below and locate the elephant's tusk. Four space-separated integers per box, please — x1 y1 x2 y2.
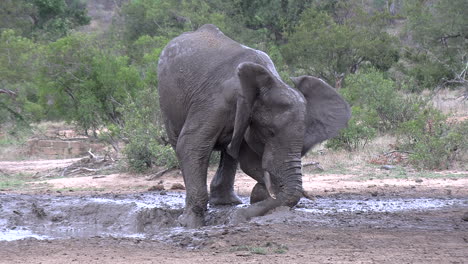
264 171 276 199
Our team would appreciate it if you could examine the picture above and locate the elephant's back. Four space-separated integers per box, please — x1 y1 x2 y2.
158 24 242 81
157 25 245 140
157 25 281 143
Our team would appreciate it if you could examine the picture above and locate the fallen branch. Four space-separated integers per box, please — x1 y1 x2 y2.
382 150 414 156
80 168 99 173
147 167 178 181
104 153 115 162
0 88 17 97
60 167 68 178
303 161 320 167
302 161 324 171
88 149 97 160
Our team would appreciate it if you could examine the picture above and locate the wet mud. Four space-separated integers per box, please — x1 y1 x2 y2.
1 192 466 248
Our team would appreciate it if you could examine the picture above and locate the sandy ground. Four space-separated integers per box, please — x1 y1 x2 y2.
0 158 467 263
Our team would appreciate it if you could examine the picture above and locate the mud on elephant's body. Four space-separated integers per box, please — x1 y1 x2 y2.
158 24 350 227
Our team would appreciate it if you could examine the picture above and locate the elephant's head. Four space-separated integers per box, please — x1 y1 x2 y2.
228 62 350 220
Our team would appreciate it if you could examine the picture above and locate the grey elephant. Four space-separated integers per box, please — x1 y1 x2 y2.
158 24 350 227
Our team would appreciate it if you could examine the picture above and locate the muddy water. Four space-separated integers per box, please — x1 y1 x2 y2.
0 193 466 243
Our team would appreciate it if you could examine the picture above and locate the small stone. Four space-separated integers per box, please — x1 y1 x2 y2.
170 183 186 190
462 212 468 222
415 179 423 183
148 184 165 191
160 190 167 195
380 165 396 170
210 240 228 249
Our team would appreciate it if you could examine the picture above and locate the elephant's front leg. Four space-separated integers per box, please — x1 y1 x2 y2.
238 142 271 204
175 129 213 228
209 150 242 205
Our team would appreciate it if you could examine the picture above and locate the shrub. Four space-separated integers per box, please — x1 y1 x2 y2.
342 68 422 132
121 87 178 172
326 106 378 151
328 68 426 152
397 108 468 170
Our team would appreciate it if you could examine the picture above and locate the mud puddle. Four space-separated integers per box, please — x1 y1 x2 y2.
1 193 466 244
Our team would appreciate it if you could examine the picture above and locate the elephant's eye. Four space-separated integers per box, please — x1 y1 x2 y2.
267 128 275 137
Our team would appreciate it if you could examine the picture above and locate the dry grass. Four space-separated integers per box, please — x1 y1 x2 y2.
429 89 468 116
303 135 396 172
303 89 468 173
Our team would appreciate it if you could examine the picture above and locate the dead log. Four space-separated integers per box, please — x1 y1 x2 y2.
146 168 177 181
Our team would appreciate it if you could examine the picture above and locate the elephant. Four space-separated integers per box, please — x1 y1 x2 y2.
157 24 350 227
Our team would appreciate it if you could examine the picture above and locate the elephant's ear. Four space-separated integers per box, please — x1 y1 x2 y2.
227 62 274 159
291 76 351 154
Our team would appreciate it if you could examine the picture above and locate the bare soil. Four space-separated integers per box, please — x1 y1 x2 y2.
1 158 467 264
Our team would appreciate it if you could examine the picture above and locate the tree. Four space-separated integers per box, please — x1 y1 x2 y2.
0 0 90 41
38 33 143 133
0 30 43 124
282 7 399 86
32 0 91 41
402 0 468 89
231 0 312 43
118 0 229 44
0 0 36 37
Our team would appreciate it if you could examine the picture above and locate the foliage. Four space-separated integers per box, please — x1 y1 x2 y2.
0 0 36 37
326 106 378 151
0 0 90 41
232 0 312 43
282 5 399 84
119 0 229 43
121 85 178 172
327 68 427 152
397 109 468 170
38 33 142 132
120 43 178 172
401 0 468 90
0 30 43 125
342 68 423 131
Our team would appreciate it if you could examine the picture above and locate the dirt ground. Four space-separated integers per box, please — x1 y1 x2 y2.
0 158 467 264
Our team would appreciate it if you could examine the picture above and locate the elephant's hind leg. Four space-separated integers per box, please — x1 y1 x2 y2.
209 150 242 205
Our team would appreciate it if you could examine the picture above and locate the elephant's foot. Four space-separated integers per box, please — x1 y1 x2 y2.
178 208 205 228
250 183 270 204
209 190 242 206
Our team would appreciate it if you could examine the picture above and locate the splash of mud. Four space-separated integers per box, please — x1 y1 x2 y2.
0 193 466 245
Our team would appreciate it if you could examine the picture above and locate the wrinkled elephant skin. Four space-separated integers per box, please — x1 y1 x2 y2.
157 24 350 228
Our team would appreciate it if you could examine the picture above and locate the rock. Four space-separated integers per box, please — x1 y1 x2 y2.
462 212 468 222
380 165 396 170
148 184 165 191
170 183 186 190
415 179 423 183
210 240 228 249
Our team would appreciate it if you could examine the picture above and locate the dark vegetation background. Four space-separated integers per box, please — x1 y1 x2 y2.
0 0 466 171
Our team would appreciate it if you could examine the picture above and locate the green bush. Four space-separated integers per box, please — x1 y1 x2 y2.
397 108 468 170
326 106 378 151
398 50 454 92
328 68 427 152
121 86 178 172
342 68 422 132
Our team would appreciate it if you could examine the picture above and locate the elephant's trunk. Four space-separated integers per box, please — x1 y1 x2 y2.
237 159 303 219
277 161 303 207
